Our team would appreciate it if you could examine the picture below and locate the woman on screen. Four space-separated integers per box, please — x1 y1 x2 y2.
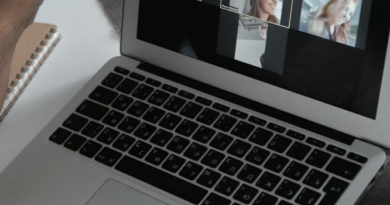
249 0 280 24
300 0 358 45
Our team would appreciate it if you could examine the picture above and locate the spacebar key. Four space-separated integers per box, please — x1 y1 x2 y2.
115 156 208 204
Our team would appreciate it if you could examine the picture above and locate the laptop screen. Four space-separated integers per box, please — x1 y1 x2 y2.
137 0 390 120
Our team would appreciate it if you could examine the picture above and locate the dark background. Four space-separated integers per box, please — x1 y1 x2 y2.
137 0 390 119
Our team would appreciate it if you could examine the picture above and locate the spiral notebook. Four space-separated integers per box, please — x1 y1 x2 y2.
0 22 62 122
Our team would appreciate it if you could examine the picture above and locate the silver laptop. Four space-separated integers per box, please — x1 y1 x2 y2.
0 0 389 204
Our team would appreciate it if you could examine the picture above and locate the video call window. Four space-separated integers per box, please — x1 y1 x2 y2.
221 0 292 27
298 0 363 47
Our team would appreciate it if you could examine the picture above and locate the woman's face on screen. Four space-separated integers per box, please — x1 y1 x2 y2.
338 1 357 25
259 0 278 16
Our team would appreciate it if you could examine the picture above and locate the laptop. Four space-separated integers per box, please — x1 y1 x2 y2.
0 0 389 204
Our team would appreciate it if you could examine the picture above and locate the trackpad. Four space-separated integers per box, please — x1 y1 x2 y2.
86 179 167 205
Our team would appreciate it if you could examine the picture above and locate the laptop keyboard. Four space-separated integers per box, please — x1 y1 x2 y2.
49 67 368 205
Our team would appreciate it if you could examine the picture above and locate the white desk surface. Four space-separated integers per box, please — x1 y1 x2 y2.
0 0 120 173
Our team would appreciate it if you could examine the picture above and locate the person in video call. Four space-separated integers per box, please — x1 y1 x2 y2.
300 0 358 45
249 0 280 24
0 0 44 108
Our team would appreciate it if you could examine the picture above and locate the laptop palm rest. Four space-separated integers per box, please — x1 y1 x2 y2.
86 179 167 205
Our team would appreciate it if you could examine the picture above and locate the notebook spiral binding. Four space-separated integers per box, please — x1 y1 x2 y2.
0 28 62 122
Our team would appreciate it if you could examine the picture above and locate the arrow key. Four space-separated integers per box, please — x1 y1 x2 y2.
319 177 349 205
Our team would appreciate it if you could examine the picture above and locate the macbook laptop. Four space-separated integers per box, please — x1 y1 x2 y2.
0 0 389 204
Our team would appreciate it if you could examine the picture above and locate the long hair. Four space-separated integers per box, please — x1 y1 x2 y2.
249 0 280 24
308 0 358 44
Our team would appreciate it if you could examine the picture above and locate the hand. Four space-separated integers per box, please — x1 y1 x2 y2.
259 23 268 39
0 0 44 36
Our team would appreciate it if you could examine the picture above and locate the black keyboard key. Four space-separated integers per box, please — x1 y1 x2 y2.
306 137 326 148
143 107 166 123
326 157 362 180
197 169 221 188
264 154 289 173
319 177 349 205
193 126 216 144
304 169 329 189
114 67 130 75
89 86 118 105
180 102 203 119
237 164 262 183
81 121 104 138
215 177 240 196
145 148 169 166
95 147 122 167
117 78 139 94
49 128 72 144
146 78 162 87
116 156 207 204
283 161 309 181
102 73 123 88
306 149 331 169
232 121 255 139
279 201 293 205
327 145 346 156
210 133 233 151
162 84 178 93
164 96 186 112
179 162 203 180
249 127 273 146
76 100 109 121
245 146 270 166
253 193 278 205
219 157 244 176
268 135 292 153
287 142 311 161
97 128 120 145
118 116 140 133
195 96 212 106
80 140 103 158
132 84 154 100
256 172 281 191
348 152 368 164
127 101 149 117
148 90 170 106
64 134 87 151
286 130 305 140
162 154 186 173
63 114 89 132
111 95 134 111
134 123 157 140
267 123 286 133
129 72 145 81
202 193 231 205
212 103 230 112
233 184 258 204
249 116 267 126
102 110 125 127
167 136 190 154
176 120 199 137
184 142 208 161
113 134 136 151
276 180 301 200
197 108 220 125
178 90 195 99
231 109 248 119
214 114 237 132
158 113 182 130
201 149 225 168
129 141 152 159
296 188 321 205
227 139 251 158
150 129 173 147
